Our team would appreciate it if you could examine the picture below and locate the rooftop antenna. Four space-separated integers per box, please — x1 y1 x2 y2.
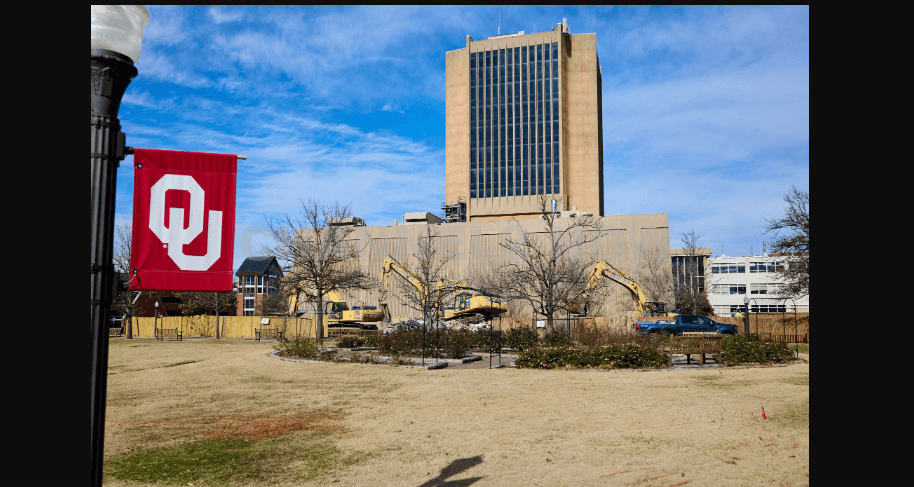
498 12 500 36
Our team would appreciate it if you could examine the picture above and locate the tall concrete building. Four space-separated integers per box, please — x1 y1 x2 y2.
289 22 675 323
445 19 604 221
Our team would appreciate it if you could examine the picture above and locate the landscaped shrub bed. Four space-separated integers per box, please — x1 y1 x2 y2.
276 326 796 368
378 325 500 358
335 335 378 349
471 328 504 353
720 334 796 366
377 322 436 357
540 330 572 347
515 344 668 369
274 336 321 359
504 327 539 351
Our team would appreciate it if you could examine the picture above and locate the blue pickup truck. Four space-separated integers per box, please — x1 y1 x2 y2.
635 314 739 336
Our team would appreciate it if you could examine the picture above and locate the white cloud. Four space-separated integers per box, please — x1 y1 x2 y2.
141 6 189 47
115 6 807 266
208 6 244 24
136 50 213 88
381 102 405 114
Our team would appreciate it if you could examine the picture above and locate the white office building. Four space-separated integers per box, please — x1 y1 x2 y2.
707 254 809 316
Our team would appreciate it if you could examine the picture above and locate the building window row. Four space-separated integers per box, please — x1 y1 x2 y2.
750 261 785 273
469 43 560 199
751 304 787 313
726 304 791 314
672 256 706 293
243 295 255 316
711 263 745 274
750 283 781 295
712 284 746 295
713 261 786 274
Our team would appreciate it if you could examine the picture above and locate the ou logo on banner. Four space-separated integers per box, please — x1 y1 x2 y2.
148 174 223 271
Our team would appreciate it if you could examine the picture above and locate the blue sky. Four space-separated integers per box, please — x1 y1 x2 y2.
115 5 809 270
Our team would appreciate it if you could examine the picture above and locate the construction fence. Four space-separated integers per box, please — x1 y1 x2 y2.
130 315 324 339
128 312 809 342
712 313 809 338
503 313 809 342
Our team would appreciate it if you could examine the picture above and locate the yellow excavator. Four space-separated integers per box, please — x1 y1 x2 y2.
582 261 676 318
288 288 384 328
379 255 507 326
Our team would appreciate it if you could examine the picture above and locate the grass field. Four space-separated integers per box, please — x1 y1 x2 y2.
104 338 809 486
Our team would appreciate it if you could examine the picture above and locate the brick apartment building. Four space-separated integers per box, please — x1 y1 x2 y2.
235 256 283 316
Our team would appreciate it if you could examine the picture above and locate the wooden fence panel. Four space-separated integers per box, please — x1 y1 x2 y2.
714 313 809 336
130 316 320 339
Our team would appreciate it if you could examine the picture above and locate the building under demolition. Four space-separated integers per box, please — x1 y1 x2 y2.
299 212 672 322
293 23 674 322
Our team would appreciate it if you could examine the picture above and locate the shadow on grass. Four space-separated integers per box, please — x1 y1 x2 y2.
417 455 484 487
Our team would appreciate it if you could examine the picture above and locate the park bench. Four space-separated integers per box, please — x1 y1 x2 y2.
109 327 123 337
255 327 284 341
156 328 182 341
667 335 722 366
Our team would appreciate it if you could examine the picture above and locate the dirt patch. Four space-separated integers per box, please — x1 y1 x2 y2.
130 411 346 443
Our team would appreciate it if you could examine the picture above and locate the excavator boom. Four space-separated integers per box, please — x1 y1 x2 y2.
585 261 674 318
380 255 506 325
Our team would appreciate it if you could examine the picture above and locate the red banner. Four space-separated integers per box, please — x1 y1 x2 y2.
130 149 236 291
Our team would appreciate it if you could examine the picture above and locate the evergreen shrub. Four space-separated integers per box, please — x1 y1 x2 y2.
720 334 796 365
504 327 539 351
515 344 667 369
273 336 320 359
540 330 571 347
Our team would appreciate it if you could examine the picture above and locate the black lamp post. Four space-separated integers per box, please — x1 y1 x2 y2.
91 6 148 486
743 295 750 336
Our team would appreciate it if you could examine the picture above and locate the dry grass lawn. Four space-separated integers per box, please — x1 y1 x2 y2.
103 338 809 486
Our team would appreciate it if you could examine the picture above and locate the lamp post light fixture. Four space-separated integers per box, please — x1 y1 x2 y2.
91 6 148 487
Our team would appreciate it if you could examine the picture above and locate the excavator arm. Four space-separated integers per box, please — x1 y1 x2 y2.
381 255 429 296
379 256 506 325
585 261 669 317
380 255 430 326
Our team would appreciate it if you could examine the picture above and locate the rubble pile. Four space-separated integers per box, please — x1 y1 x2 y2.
384 317 493 333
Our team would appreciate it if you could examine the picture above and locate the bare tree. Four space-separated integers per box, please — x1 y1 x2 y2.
174 291 202 336
634 245 676 313
264 200 373 340
764 186 809 299
673 230 713 315
394 226 460 361
173 291 237 337
255 286 290 317
488 196 605 334
111 222 154 338
395 226 457 324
